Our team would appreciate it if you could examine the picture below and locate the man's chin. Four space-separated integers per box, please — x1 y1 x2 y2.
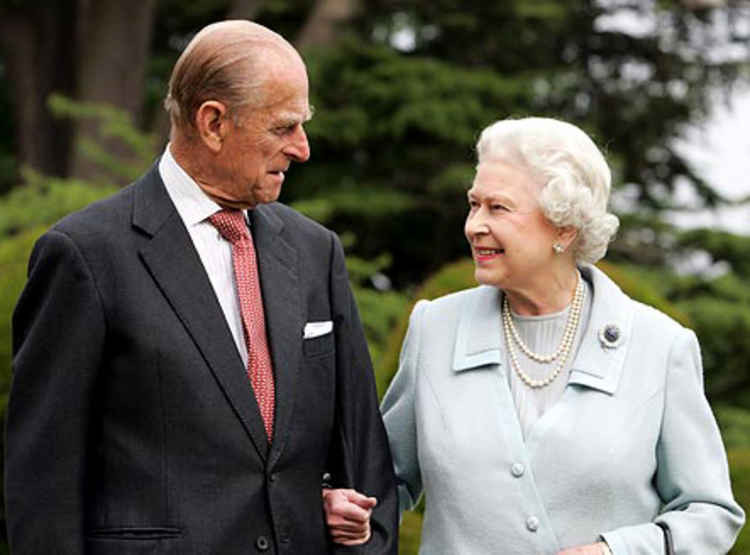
253 184 282 206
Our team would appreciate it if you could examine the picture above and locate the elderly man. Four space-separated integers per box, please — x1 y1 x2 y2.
6 21 397 554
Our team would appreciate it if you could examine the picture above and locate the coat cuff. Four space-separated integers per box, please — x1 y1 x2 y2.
601 522 665 555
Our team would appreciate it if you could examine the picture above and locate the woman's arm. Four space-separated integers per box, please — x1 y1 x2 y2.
599 329 745 554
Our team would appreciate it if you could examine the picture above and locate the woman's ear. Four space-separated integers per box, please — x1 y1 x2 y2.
195 100 229 153
557 225 579 252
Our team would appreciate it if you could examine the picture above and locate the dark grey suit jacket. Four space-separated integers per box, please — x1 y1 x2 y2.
6 165 398 554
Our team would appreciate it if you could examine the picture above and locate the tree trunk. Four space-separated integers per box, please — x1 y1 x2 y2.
0 2 77 177
70 0 157 182
295 0 358 49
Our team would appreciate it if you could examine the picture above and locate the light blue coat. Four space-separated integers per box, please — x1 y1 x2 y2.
382 264 745 554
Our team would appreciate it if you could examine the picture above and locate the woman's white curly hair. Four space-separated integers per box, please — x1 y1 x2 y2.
476 117 619 263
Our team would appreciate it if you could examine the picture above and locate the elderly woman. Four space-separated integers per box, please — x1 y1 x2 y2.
323 117 745 554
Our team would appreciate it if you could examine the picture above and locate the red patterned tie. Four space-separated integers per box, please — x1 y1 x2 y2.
209 209 275 441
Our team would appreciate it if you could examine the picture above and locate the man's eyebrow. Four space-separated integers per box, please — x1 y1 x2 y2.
275 106 314 126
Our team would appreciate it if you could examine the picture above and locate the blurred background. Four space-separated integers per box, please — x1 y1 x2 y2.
1 0 749 552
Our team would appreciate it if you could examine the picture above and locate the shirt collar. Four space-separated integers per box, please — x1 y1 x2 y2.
158 144 247 227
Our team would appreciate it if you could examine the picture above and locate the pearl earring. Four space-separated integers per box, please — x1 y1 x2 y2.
553 243 565 254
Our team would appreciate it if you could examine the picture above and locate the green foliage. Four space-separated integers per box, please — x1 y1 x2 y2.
398 510 424 555
676 296 750 402
48 93 158 184
344 251 410 372
677 228 750 278
716 407 750 451
0 227 45 411
291 187 416 226
295 39 539 285
728 450 750 555
287 0 750 289
596 261 691 326
375 259 474 397
352 286 409 373
0 169 117 236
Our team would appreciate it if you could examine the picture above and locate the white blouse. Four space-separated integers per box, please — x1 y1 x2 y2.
506 278 593 439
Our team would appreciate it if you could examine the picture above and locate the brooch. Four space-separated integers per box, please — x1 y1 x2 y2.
598 324 623 349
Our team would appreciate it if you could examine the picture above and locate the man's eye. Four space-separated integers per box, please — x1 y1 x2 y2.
492 204 509 211
275 124 297 135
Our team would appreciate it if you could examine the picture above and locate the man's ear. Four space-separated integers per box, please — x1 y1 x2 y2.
195 100 229 153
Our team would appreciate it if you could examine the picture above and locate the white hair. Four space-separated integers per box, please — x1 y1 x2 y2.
476 117 619 263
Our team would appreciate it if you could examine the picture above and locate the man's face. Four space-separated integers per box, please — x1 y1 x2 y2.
214 61 312 207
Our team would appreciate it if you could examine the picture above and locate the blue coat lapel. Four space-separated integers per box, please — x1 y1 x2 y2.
452 285 503 372
568 264 634 395
451 265 634 396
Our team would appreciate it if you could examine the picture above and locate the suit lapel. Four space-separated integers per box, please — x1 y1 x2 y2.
133 166 270 461
250 204 303 466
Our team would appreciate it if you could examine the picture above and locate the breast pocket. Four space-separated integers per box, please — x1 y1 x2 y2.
303 332 334 358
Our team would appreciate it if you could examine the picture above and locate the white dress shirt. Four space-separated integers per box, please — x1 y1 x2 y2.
158 145 249 368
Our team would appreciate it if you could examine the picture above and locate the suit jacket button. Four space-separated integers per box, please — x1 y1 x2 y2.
256 536 270 551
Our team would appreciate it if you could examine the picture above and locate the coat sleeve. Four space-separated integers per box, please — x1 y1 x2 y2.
327 231 399 554
600 329 745 554
6 229 106 553
380 300 427 517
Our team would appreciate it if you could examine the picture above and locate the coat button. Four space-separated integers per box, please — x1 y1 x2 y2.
255 535 270 551
526 516 540 532
511 463 525 477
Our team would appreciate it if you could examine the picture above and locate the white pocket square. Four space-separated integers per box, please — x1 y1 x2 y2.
303 321 333 339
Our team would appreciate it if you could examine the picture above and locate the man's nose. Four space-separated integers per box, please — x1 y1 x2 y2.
285 126 310 163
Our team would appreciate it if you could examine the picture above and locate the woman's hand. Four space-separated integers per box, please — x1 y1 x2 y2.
558 541 611 555
322 488 377 545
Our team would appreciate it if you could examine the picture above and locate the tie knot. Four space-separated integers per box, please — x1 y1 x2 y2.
209 209 249 244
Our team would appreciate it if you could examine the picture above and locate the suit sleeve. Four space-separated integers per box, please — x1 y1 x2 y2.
6 229 105 553
380 300 427 517
600 329 745 554
327 232 399 554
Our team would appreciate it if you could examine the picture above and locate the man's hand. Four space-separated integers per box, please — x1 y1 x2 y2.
558 542 611 555
322 488 377 546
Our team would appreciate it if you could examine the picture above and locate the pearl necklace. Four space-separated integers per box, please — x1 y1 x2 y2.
502 274 585 389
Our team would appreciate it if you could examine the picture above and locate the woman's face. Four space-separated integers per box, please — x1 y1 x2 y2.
464 160 561 291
